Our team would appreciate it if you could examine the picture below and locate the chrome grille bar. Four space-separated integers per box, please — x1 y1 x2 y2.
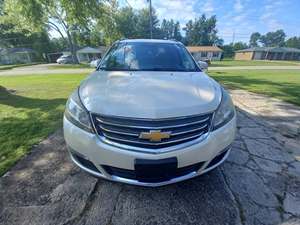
92 113 212 150
95 116 210 130
102 132 205 146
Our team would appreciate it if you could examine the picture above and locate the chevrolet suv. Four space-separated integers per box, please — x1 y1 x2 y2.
63 39 236 187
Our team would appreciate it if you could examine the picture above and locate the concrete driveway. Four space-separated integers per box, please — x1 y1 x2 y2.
0 90 300 225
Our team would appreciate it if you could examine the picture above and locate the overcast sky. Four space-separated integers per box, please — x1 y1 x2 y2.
122 0 300 44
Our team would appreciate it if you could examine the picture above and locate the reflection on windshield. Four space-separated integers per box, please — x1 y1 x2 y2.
99 42 200 72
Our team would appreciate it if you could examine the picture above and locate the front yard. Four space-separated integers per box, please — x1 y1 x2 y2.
0 74 85 175
210 59 300 67
209 69 300 106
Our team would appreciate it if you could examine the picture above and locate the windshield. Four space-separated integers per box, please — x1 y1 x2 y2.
98 42 200 72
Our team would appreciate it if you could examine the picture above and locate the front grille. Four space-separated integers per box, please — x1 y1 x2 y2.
91 113 212 149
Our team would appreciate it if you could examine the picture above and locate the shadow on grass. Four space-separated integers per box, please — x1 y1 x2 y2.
210 73 300 106
0 86 66 111
0 86 67 176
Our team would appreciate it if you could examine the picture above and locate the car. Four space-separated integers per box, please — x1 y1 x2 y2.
90 58 101 68
63 39 236 187
197 60 208 70
56 55 73 64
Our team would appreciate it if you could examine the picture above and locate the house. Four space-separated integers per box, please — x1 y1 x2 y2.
0 48 37 64
76 46 107 63
187 46 223 61
235 47 300 61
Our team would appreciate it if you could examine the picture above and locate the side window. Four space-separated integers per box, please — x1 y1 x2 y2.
177 45 195 70
100 43 125 69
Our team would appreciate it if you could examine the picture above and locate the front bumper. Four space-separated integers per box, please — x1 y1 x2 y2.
63 115 236 187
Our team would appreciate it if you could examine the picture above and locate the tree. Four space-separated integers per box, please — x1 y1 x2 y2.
0 22 52 59
115 7 139 39
221 42 248 58
259 29 286 47
183 14 220 46
160 19 182 41
0 0 3 15
98 6 161 44
49 37 68 52
2 0 105 63
232 42 248 51
135 8 160 39
95 1 122 46
249 32 261 47
285 36 300 49
222 44 234 58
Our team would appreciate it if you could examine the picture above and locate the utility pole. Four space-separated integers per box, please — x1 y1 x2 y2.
148 0 153 39
232 31 235 45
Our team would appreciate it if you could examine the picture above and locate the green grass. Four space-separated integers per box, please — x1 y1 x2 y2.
209 69 300 105
48 63 91 69
210 60 300 67
0 63 40 71
0 74 86 176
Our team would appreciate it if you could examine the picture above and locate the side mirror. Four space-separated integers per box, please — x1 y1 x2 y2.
90 59 101 68
197 61 208 70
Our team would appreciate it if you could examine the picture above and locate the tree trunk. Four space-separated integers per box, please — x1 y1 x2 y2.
66 30 79 64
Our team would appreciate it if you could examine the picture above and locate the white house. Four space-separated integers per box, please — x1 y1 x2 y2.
0 48 37 64
187 46 223 61
76 46 107 63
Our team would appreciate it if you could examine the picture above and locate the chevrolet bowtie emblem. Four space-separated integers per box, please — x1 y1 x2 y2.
139 130 171 142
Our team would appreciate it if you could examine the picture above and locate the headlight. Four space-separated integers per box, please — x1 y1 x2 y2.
64 88 94 133
212 87 235 130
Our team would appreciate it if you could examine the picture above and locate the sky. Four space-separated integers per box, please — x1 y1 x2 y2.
121 0 300 44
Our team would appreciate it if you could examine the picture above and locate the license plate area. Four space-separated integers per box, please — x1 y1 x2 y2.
134 157 178 182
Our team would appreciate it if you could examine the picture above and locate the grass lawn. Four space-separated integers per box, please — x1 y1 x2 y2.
0 74 86 176
210 60 300 67
48 63 91 69
0 63 40 71
209 69 300 106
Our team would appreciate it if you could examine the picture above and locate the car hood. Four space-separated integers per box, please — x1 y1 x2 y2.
79 71 221 118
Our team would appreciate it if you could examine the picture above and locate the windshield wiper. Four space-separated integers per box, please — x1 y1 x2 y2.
142 68 196 72
97 66 107 71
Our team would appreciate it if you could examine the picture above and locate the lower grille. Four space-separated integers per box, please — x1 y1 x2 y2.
91 113 212 149
103 162 204 182
206 149 229 169
71 151 100 173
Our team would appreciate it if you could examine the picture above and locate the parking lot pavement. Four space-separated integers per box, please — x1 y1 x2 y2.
1 111 300 224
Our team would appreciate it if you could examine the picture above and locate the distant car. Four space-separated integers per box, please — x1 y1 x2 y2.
197 60 208 70
56 55 73 64
90 58 101 68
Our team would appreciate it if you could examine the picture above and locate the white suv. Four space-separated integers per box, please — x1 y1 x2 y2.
63 39 236 187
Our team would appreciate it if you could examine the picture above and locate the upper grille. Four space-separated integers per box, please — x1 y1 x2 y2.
91 113 212 149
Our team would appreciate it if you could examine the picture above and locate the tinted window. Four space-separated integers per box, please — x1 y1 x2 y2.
98 42 200 72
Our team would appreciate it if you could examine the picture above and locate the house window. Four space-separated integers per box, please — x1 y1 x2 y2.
201 52 207 57
213 52 219 57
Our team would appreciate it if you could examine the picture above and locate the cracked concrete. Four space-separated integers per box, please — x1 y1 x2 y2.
1 90 300 225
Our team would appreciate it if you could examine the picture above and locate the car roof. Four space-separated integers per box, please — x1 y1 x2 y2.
118 39 180 44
